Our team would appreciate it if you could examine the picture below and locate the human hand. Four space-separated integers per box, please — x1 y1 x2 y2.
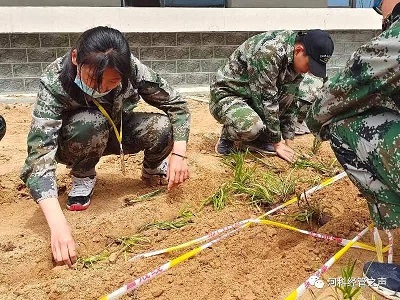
285 139 294 148
273 141 296 163
50 220 77 268
167 141 189 190
39 198 77 268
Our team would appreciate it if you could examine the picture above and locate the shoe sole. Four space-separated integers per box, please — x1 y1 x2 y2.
364 273 400 300
67 189 94 211
66 199 91 211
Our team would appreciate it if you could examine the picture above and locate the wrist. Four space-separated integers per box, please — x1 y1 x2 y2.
171 152 187 159
172 141 187 156
39 197 67 229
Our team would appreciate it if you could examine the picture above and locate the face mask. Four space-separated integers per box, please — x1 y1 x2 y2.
74 76 111 98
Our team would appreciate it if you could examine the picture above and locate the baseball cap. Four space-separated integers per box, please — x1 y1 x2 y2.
302 30 334 78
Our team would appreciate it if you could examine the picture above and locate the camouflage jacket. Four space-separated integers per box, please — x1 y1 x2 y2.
306 18 400 140
21 54 190 202
296 74 323 104
210 30 303 142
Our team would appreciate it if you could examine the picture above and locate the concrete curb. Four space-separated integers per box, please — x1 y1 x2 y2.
0 86 210 104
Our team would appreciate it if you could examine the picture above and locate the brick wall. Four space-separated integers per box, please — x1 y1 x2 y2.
0 30 380 93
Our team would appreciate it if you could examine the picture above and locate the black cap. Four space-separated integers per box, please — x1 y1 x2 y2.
302 30 334 78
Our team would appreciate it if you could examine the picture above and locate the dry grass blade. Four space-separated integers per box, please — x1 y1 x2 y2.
139 211 195 232
109 235 150 262
75 252 110 269
124 188 166 206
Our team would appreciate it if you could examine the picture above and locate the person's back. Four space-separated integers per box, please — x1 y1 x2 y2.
211 30 300 102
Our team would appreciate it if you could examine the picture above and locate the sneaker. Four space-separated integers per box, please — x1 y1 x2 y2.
363 261 400 299
241 141 276 155
67 175 96 211
215 138 235 155
142 158 168 185
295 121 311 135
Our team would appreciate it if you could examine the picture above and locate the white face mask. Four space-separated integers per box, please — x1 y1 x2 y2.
74 76 111 98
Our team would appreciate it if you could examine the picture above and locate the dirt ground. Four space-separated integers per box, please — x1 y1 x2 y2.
0 98 393 300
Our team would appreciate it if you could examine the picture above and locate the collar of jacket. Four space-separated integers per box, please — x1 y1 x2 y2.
383 2 400 31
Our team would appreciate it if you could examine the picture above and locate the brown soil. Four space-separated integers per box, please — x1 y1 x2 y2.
0 99 392 300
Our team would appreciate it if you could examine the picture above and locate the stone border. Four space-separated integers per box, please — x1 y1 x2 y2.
0 7 381 33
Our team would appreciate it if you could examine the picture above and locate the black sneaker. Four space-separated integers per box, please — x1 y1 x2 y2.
363 261 400 299
242 140 276 155
67 176 96 211
215 138 235 155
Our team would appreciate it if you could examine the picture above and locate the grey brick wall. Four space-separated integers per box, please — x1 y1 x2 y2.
0 30 380 93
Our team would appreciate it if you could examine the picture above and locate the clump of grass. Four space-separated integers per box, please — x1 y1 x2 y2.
294 157 338 176
205 151 298 210
232 181 274 207
231 171 297 209
139 210 195 232
335 260 361 299
124 188 165 206
263 172 296 202
203 183 231 210
311 138 323 155
224 151 253 185
291 194 331 226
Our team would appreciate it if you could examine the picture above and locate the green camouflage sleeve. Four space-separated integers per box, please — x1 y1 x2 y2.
131 56 190 142
306 26 400 140
20 83 64 202
296 74 323 105
249 48 283 143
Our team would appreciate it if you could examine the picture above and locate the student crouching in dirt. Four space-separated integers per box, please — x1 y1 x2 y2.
20 26 190 267
209 29 334 163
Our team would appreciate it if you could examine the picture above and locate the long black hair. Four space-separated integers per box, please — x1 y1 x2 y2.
60 26 132 99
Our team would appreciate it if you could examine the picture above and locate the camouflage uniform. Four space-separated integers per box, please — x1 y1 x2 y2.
0 114 5 141
210 30 303 144
295 74 323 123
306 18 400 229
21 54 190 203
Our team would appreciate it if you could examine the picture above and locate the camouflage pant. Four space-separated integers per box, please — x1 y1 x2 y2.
210 96 266 142
0 114 5 141
56 108 173 178
329 109 400 229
